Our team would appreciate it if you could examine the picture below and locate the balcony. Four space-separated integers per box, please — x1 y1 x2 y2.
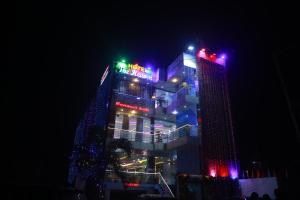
108 124 196 151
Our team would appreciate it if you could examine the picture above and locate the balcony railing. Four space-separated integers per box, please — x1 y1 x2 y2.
108 124 194 145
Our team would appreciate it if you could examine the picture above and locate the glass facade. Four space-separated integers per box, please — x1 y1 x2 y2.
106 54 204 184
113 113 152 143
154 120 176 143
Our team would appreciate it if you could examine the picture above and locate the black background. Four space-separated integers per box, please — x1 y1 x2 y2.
5 0 300 193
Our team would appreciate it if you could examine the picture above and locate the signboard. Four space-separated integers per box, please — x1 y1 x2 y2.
115 61 153 80
115 101 149 112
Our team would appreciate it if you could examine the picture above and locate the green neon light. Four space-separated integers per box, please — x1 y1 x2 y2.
116 61 128 73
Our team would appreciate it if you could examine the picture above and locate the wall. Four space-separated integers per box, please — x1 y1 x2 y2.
238 177 278 199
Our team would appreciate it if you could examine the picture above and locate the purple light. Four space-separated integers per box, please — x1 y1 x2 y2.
230 168 238 179
220 54 226 59
145 63 153 69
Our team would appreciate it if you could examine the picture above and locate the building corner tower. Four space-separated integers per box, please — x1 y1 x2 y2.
196 49 238 179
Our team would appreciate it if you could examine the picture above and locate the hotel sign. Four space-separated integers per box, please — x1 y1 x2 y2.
115 62 153 80
115 101 149 112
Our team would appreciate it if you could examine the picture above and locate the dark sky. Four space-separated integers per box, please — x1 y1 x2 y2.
7 1 299 187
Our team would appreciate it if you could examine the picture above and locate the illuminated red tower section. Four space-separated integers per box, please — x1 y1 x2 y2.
197 49 238 179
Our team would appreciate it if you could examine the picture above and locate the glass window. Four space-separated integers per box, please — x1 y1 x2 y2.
154 120 176 143
113 114 123 139
114 114 152 143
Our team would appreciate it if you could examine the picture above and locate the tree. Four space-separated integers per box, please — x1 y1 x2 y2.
72 125 132 199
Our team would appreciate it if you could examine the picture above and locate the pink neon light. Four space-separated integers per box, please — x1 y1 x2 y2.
197 50 226 66
210 170 216 177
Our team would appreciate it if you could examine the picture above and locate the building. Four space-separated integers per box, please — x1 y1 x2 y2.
68 47 238 198
197 49 238 178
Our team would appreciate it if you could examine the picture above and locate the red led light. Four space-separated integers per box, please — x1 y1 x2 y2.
198 117 203 123
124 183 140 187
219 163 229 177
115 102 149 112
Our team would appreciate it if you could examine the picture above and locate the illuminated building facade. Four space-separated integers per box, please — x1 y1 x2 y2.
197 49 238 179
68 48 238 195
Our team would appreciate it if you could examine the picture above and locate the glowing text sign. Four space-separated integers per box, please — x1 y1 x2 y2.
124 183 140 187
115 62 153 80
116 101 149 112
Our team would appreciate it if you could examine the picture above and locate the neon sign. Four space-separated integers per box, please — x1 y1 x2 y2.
115 61 153 80
116 101 149 112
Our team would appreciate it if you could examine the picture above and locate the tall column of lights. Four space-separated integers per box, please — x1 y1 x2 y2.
196 48 235 178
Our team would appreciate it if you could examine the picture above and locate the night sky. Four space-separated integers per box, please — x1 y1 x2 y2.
7 1 299 188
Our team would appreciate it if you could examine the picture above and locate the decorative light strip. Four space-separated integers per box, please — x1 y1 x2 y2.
120 159 147 167
121 163 134 167
158 172 175 198
100 65 109 85
115 101 149 112
106 169 159 175
108 124 194 135
108 127 152 134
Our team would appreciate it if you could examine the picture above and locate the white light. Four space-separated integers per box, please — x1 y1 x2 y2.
137 97 141 100
172 110 178 115
131 110 136 114
121 109 124 111
183 53 196 68
188 45 194 51
171 78 178 83
133 78 139 82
